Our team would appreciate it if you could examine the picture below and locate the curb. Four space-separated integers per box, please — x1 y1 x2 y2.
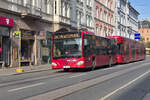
13 68 51 75
0 64 52 76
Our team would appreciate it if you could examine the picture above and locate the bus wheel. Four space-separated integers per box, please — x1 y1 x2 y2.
92 60 96 70
64 68 70 72
109 57 112 67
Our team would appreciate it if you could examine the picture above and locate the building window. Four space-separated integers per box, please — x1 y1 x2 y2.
65 3 67 17
105 0 108 6
99 27 102 35
35 0 42 9
45 0 49 13
86 15 88 26
81 13 84 24
20 0 24 5
107 0 110 8
77 11 83 25
104 11 107 21
63 2 65 16
100 8 102 20
89 0 91 6
54 0 57 14
96 7 99 18
12 0 17 3
86 0 89 6
96 25 98 35
77 11 79 25
61 1 63 16
67 5 70 18
110 2 112 10
111 15 113 24
90 17 92 27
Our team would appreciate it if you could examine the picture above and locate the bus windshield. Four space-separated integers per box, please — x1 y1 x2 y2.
53 38 82 59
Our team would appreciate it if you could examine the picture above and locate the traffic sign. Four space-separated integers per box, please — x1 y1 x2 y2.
14 31 21 38
134 33 141 39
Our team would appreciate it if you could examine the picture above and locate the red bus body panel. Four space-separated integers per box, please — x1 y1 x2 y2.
52 57 86 69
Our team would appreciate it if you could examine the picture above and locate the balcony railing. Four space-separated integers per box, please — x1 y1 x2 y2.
59 15 71 25
0 0 53 21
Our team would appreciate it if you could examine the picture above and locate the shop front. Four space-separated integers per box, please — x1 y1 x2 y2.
37 31 51 64
0 16 13 67
21 30 35 66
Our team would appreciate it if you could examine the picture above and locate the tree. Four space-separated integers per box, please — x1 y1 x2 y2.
146 42 150 48
139 37 145 42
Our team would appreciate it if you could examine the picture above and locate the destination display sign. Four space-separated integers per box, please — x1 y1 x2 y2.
54 33 80 39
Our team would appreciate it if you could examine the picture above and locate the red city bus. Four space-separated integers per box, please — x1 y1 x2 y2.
135 41 145 61
107 36 145 63
51 31 117 71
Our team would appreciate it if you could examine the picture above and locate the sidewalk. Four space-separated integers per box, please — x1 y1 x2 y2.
0 64 51 76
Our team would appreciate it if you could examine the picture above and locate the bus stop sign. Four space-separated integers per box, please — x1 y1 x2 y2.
134 33 141 39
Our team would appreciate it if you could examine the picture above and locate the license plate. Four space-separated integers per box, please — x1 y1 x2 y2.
63 66 70 68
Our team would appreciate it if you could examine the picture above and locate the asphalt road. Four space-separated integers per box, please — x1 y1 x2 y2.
0 56 150 100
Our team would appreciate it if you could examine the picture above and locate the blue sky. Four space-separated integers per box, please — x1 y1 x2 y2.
129 0 150 21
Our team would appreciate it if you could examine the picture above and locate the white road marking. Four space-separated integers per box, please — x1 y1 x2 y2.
69 73 87 78
0 73 70 88
25 63 150 100
8 82 45 92
100 70 150 100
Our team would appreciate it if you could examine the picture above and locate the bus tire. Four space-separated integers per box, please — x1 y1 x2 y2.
92 60 96 70
109 57 112 67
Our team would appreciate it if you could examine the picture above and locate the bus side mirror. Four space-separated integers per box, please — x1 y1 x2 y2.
108 50 112 54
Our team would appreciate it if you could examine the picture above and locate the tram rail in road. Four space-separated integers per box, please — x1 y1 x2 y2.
24 62 150 100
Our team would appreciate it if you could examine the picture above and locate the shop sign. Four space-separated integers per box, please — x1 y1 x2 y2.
37 31 47 39
0 16 14 27
22 32 34 39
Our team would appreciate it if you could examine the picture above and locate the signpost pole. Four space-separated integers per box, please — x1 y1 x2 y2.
16 31 24 73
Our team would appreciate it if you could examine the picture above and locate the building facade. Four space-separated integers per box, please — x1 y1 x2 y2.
127 3 139 39
115 0 139 39
138 20 150 42
0 0 53 67
76 0 94 32
53 0 94 32
94 0 115 37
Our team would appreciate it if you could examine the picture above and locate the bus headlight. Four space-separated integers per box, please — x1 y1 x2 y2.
52 62 57 66
77 61 84 66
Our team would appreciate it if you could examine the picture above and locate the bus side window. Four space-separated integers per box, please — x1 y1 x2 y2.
84 35 92 57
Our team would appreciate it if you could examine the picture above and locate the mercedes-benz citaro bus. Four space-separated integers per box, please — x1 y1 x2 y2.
51 31 117 71
107 36 145 63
